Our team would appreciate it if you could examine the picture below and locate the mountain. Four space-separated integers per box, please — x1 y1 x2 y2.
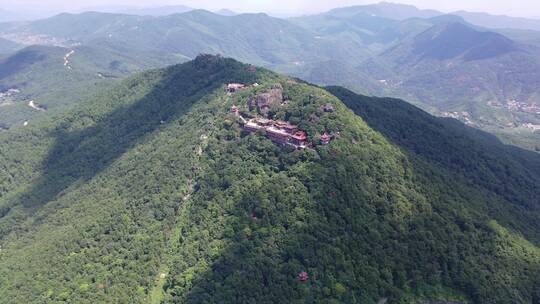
360 21 540 145
7 10 370 65
1 9 538 151
292 12 540 151
114 5 194 16
324 2 441 20
383 22 518 63
0 37 21 55
215 9 237 16
453 10 540 31
0 43 180 128
0 55 538 303
324 2 540 32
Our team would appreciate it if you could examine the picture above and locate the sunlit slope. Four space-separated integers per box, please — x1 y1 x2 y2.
0 56 538 303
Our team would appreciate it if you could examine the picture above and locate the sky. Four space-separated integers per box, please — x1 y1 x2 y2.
3 0 540 19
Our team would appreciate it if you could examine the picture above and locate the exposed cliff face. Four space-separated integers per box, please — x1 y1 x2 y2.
250 83 284 115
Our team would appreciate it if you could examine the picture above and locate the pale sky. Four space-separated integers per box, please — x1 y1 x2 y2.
3 0 540 19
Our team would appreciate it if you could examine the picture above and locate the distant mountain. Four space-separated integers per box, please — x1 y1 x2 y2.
114 5 194 16
1 9 538 151
292 12 540 151
8 10 372 67
215 9 237 16
0 42 180 128
0 10 371 129
453 10 540 31
325 1 441 20
393 21 517 61
349 21 540 149
325 2 540 32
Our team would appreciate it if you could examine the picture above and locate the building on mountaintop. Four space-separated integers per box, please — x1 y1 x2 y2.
275 120 298 133
321 103 335 112
298 271 309 282
291 131 308 146
227 83 246 93
320 133 332 145
230 105 239 115
240 115 308 149
266 126 292 145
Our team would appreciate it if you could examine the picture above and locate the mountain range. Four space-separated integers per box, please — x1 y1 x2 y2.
1 2 540 303
0 54 538 303
2 4 538 151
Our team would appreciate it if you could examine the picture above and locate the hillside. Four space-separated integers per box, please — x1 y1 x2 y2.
4 10 371 68
1 9 538 151
0 37 21 55
323 2 441 20
318 2 540 32
363 21 540 146
453 10 540 31
0 55 538 303
0 40 183 128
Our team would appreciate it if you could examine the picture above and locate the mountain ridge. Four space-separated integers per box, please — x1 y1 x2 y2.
0 7 539 151
0 55 538 303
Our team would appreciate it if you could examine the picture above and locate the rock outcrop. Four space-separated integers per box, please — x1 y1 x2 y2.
249 84 283 115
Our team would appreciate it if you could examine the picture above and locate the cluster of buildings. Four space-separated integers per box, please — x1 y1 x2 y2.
227 82 335 149
441 111 474 125
505 99 540 115
231 105 333 148
521 123 540 131
0 88 20 107
226 82 259 94
241 115 309 148
488 99 540 115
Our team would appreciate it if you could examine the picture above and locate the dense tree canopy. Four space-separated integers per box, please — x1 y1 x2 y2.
0 55 538 304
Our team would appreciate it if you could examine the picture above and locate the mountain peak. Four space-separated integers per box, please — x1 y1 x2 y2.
327 1 441 20
413 21 517 60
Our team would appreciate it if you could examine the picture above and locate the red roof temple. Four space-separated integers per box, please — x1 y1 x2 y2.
298 271 309 282
242 116 309 149
320 133 332 145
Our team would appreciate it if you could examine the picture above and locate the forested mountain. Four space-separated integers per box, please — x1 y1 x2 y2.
113 5 194 16
321 2 441 21
292 12 540 151
453 11 540 32
0 42 181 128
317 2 540 32
0 55 538 303
0 5 538 150
0 37 20 55
0 9 370 128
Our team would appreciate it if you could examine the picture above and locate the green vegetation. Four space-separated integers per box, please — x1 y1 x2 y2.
0 42 186 128
2 8 539 150
0 55 539 304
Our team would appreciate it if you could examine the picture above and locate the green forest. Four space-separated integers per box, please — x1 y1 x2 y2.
0 55 539 303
